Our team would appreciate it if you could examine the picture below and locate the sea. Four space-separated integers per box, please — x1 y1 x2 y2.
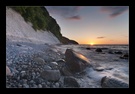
79 44 129 52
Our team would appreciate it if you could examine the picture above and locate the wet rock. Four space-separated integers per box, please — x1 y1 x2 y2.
40 70 61 81
64 76 80 87
114 51 123 54
50 62 58 65
61 66 73 76
95 48 102 52
120 53 128 59
6 66 12 76
65 49 91 74
100 48 108 50
56 59 65 63
94 67 104 71
86 47 91 50
49 62 58 69
101 76 129 88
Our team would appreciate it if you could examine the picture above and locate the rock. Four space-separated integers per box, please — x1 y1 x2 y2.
38 84 42 88
40 70 61 81
86 47 91 50
33 57 45 65
65 49 91 73
23 84 29 88
20 71 27 78
44 65 52 70
49 62 58 69
16 44 22 46
56 59 65 63
94 67 104 71
108 50 114 54
100 48 108 50
114 51 123 54
120 53 128 59
95 48 102 52
50 62 58 66
101 76 129 88
55 82 59 88
61 66 73 76
64 76 80 87
6 66 12 76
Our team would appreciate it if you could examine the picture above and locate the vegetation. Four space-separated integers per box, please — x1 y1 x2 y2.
10 6 62 40
10 6 78 44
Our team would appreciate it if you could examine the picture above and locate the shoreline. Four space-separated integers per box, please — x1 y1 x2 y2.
6 40 129 88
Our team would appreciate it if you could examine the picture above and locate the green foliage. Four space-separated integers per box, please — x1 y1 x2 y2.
10 6 62 39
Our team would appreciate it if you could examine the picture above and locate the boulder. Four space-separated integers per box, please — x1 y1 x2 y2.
64 76 80 87
101 76 129 88
95 48 102 52
60 66 73 76
6 66 12 76
40 70 61 81
65 49 91 73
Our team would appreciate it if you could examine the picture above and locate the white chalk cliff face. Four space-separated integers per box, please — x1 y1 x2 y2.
6 8 60 44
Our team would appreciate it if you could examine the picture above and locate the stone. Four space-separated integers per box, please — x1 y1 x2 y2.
65 49 91 74
61 66 73 76
50 62 58 66
33 57 45 65
94 67 104 71
23 84 29 88
40 70 61 81
100 48 108 50
20 71 27 78
56 59 65 63
95 48 102 52
6 66 12 76
44 65 52 70
120 53 128 59
86 47 91 50
38 84 42 88
64 76 80 87
55 82 59 88
114 51 123 54
48 62 58 69
16 44 22 46
101 76 129 88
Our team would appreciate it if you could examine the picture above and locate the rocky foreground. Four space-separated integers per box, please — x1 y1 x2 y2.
6 41 129 88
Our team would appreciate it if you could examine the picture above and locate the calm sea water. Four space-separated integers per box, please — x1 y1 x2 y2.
79 44 129 52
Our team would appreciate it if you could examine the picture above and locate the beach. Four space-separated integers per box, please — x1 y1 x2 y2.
6 40 129 88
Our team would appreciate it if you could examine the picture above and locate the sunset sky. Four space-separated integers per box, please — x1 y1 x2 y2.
45 6 129 44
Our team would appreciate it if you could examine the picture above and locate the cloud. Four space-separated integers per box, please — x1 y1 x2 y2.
97 36 105 39
66 15 81 20
45 6 82 20
101 6 129 17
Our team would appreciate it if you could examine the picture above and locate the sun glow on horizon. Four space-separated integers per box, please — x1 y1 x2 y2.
90 42 95 45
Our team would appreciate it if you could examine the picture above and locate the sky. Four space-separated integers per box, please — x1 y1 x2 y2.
45 6 129 45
